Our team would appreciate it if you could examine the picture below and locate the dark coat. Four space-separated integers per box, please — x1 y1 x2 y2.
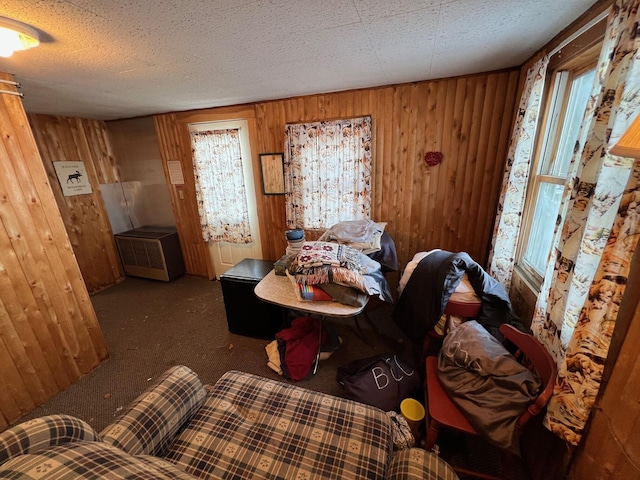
392 250 523 341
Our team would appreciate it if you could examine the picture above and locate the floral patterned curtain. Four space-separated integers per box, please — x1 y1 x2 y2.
191 129 252 244
284 116 372 230
530 0 640 445
487 56 549 290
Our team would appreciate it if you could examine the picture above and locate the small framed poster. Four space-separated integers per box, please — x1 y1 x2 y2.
167 160 185 185
53 161 93 196
259 153 285 195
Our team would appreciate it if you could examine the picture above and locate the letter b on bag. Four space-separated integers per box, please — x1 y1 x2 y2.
372 366 390 389
337 354 420 411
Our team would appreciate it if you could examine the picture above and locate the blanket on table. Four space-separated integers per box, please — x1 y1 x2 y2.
318 220 399 272
288 241 393 304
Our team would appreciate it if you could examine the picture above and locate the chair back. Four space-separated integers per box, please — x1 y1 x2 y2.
443 298 482 318
498 323 558 429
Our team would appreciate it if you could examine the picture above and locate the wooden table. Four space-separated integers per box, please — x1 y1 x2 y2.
255 270 369 373
255 270 367 318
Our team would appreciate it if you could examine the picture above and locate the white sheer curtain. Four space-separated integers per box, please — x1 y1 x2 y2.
487 56 549 290
284 116 372 230
190 129 252 244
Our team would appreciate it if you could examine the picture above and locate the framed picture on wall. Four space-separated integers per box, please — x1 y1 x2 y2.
259 153 285 195
53 160 93 196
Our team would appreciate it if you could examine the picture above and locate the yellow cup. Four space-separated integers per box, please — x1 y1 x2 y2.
400 398 425 442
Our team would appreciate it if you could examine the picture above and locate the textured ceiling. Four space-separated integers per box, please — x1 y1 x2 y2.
0 0 598 121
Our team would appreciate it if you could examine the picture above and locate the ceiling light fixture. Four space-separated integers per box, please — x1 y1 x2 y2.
0 17 40 58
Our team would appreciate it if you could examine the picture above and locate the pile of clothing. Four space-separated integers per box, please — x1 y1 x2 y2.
319 219 398 274
265 221 396 381
318 219 386 254
286 240 392 306
265 317 342 381
437 320 541 453
393 249 523 341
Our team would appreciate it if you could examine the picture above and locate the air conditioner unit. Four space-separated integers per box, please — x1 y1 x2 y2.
114 226 185 281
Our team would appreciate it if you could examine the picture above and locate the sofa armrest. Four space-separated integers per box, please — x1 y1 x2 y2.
101 365 207 456
1 442 198 479
0 414 99 465
387 449 459 480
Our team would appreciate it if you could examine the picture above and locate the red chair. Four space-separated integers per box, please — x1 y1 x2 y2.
421 297 482 359
423 323 557 479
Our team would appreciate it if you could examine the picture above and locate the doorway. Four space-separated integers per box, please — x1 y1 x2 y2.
189 120 263 279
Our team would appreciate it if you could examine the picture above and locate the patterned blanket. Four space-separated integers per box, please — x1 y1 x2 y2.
288 241 367 291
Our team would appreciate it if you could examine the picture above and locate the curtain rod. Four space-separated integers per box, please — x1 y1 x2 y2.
548 9 609 57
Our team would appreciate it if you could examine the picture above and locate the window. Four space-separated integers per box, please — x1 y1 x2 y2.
189 121 254 244
517 46 601 286
284 116 372 230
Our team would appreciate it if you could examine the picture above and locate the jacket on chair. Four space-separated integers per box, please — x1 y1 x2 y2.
392 250 523 341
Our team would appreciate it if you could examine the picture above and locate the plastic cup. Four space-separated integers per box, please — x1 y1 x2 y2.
400 398 425 442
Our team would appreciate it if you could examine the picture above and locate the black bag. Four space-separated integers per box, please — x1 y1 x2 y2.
337 353 420 411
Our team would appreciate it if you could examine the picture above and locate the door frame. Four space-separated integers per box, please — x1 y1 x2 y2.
188 119 263 278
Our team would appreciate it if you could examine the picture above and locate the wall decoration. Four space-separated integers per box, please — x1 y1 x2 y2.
260 153 285 195
167 160 185 185
425 151 443 167
53 161 92 196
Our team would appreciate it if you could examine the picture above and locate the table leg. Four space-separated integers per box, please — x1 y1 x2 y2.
362 310 379 333
312 316 325 375
353 314 367 343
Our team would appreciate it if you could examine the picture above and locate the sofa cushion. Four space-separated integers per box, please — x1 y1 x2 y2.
101 365 207 457
0 441 196 479
0 414 99 465
163 370 393 479
387 449 459 480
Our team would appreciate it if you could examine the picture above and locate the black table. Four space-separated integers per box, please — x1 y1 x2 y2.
220 259 286 339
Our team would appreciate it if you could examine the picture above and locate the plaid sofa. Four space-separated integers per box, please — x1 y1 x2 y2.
0 366 458 479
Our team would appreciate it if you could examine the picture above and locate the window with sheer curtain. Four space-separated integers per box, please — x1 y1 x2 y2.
190 128 252 244
519 66 597 283
490 0 640 445
284 116 372 230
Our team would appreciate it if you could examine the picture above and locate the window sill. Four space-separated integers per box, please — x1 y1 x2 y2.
513 263 542 296
511 265 543 325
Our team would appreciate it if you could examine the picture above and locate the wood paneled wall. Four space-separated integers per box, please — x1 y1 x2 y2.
0 72 108 430
28 114 124 293
155 69 520 279
154 114 213 278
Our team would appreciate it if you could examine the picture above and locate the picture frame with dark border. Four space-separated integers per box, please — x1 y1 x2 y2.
259 152 285 195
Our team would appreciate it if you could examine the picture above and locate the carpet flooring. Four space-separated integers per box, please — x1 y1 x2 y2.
19 274 527 479
21 275 412 430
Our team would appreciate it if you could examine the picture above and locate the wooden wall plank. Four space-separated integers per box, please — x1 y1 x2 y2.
28 114 124 293
0 169 70 396
153 114 212 278
420 81 438 251
440 78 459 248
408 83 428 260
451 77 474 245
395 84 412 261
459 76 487 254
0 72 108 429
